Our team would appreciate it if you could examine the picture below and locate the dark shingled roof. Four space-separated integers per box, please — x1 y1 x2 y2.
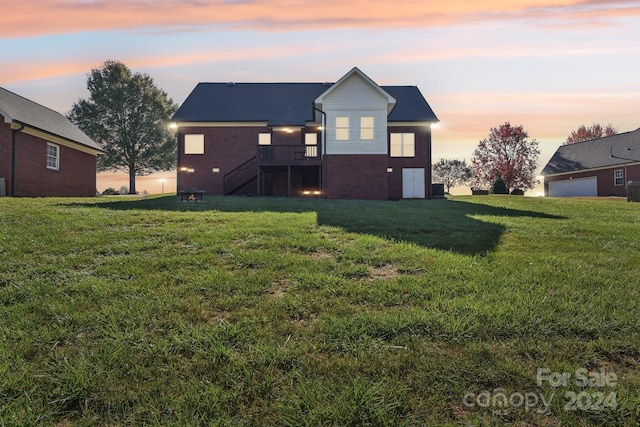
541 128 640 175
0 86 102 151
172 82 438 126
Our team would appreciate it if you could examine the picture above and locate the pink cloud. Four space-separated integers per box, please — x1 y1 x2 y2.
0 44 326 84
1 0 639 38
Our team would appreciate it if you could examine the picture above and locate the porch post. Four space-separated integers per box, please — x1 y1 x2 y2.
257 165 260 196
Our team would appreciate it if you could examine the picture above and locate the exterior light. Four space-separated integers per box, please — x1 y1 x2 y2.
168 122 178 130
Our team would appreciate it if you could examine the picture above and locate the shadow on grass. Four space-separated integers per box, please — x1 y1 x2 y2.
65 195 565 256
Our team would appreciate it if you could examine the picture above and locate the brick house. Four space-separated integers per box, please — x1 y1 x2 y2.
541 128 640 197
172 67 439 200
0 87 103 197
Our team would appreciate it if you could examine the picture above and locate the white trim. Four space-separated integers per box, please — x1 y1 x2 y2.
314 67 396 114
273 126 302 132
19 125 102 156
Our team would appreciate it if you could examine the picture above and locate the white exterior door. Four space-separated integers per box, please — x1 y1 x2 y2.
548 177 597 197
402 168 425 198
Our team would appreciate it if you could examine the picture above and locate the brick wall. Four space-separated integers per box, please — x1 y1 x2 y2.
12 130 97 197
387 125 432 200
325 154 388 200
176 123 432 201
0 123 13 195
178 126 269 194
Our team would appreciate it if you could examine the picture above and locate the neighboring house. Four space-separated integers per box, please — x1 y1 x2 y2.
171 67 439 200
541 128 640 197
0 87 103 197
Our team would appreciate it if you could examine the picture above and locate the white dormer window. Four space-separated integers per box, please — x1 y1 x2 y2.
336 117 349 141
360 116 374 140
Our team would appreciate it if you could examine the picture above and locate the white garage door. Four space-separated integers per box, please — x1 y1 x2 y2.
548 177 597 197
402 168 425 199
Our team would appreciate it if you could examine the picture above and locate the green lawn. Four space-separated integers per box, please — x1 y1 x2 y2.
1 194 638 426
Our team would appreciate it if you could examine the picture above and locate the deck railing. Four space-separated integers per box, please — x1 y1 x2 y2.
258 145 321 165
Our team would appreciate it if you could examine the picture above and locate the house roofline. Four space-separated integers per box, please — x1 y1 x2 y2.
13 121 104 155
541 161 640 178
314 67 397 113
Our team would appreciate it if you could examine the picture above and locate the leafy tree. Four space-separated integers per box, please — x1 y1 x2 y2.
68 60 178 194
432 158 471 193
565 123 617 144
471 122 540 192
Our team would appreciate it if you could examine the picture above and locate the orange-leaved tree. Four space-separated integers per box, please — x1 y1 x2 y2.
471 122 540 193
565 123 617 145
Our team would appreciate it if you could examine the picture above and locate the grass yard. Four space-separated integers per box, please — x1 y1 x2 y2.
0 194 639 426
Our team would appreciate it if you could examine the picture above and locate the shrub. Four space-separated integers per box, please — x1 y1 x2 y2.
101 187 119 195
511 188 525 196
490 175 509 194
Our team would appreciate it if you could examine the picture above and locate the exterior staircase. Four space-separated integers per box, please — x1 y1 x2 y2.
223 156 258 195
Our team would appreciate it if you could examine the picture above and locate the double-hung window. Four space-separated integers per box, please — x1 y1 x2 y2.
46 143 59 170
390 133 415 157
336 117 349 141
360 117 374 140
614 169 624 186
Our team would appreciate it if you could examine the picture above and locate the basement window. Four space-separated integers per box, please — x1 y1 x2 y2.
184 134 204 154
46 143 59 170
614 169 624 186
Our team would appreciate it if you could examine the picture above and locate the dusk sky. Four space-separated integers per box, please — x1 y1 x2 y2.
2 0 640 195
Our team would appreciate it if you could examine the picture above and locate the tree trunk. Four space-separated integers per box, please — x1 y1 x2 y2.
128 164 136 194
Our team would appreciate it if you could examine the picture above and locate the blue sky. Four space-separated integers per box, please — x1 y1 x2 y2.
2 0 640 194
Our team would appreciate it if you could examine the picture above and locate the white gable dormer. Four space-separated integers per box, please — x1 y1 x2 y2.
315 68 396 155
